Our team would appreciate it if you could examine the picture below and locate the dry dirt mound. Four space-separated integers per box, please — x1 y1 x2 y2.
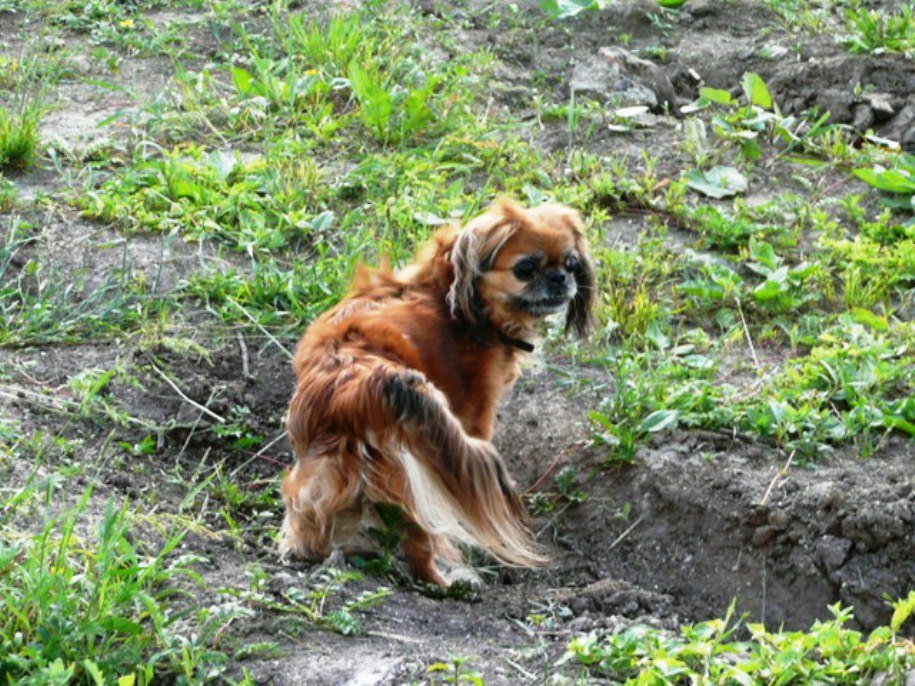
498 366 914 634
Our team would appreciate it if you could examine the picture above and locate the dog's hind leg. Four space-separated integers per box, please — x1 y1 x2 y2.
403 528 450 587
280 450 362 560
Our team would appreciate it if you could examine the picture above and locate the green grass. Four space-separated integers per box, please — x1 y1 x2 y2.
766 0 915 55
152 6 483 146
0 222 171 348
0 176 16 211
0 481 230 685
183 257 349 332
0 107 41 171
81 141 328 252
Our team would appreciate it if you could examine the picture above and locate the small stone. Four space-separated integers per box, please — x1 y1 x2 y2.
69 55 94 76
174 403 200 425
768 508 790 531
863 92 896 122
816 535 852 571
568 596 591 616
807 481 845 510
566 614 595 632
851 103 875 132
817 89 853 123
882 100 915 151
687 0 716 17
569 47 677 113
752 526 777 546
747 504 768 527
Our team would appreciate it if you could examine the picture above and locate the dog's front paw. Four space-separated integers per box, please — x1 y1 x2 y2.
322 549 348 571
446 565 484 590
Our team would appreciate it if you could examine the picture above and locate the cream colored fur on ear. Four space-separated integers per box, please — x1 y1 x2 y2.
447 199 523 324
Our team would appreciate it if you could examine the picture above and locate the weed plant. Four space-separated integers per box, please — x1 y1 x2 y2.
843 4 915 55
564 599 915 684
0 482 229 684
81 142 329 252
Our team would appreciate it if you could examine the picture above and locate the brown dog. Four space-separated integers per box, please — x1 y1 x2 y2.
280 198 595 586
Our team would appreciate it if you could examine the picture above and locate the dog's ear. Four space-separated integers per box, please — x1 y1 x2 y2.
567 247 595 337
448 201 520 324
559 208 595 338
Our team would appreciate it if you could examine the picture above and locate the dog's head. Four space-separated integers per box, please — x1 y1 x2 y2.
447 198 594 338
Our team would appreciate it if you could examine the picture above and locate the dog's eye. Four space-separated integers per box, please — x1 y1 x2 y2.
565 254 580 271
513 258 538 281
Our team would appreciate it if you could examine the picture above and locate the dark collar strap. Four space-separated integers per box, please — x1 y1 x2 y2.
498 330 535 353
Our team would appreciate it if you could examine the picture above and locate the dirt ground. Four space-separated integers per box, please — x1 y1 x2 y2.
1 0 913 684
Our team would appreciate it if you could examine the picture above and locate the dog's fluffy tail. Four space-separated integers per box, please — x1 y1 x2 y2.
368 368 547 567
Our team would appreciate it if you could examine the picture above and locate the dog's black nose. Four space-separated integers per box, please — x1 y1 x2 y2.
546 270 567 286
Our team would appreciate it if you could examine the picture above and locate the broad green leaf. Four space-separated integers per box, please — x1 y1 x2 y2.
589 410 619 434
884 415 915 436
541 0 602 19
742 72 773 109
700 87 734 105
880 194 915 212
657 0 688 6
853 167 915 194
678 279 727 300
170 177 199 201
638 409 680 433
767 399 788 423
311 210 335 232
741 139 763 161
683 166 748 198
850 308 889 331
789 261 817 279
683 354 714 369
212 151 238 180
890 590 915 632
83 660 105 686
754 277 787 301
887 397 915 421
645 320 670 350
768 266 790 284
100 615 144 634
231 66 254 95
749 239 778 271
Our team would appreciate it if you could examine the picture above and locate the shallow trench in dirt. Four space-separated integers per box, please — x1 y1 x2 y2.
498 365 915 634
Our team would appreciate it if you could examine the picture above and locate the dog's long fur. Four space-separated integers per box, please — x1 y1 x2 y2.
281 198 594 586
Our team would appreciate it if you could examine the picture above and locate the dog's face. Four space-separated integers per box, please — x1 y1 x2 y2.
448 199 594 338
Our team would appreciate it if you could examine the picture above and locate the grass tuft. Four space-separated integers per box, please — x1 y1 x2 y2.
0 107 40 170
0 482 229 684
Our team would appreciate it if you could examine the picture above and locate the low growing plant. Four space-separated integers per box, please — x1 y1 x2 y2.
0 484 229 684
562 598 915 684
843 4 915 55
